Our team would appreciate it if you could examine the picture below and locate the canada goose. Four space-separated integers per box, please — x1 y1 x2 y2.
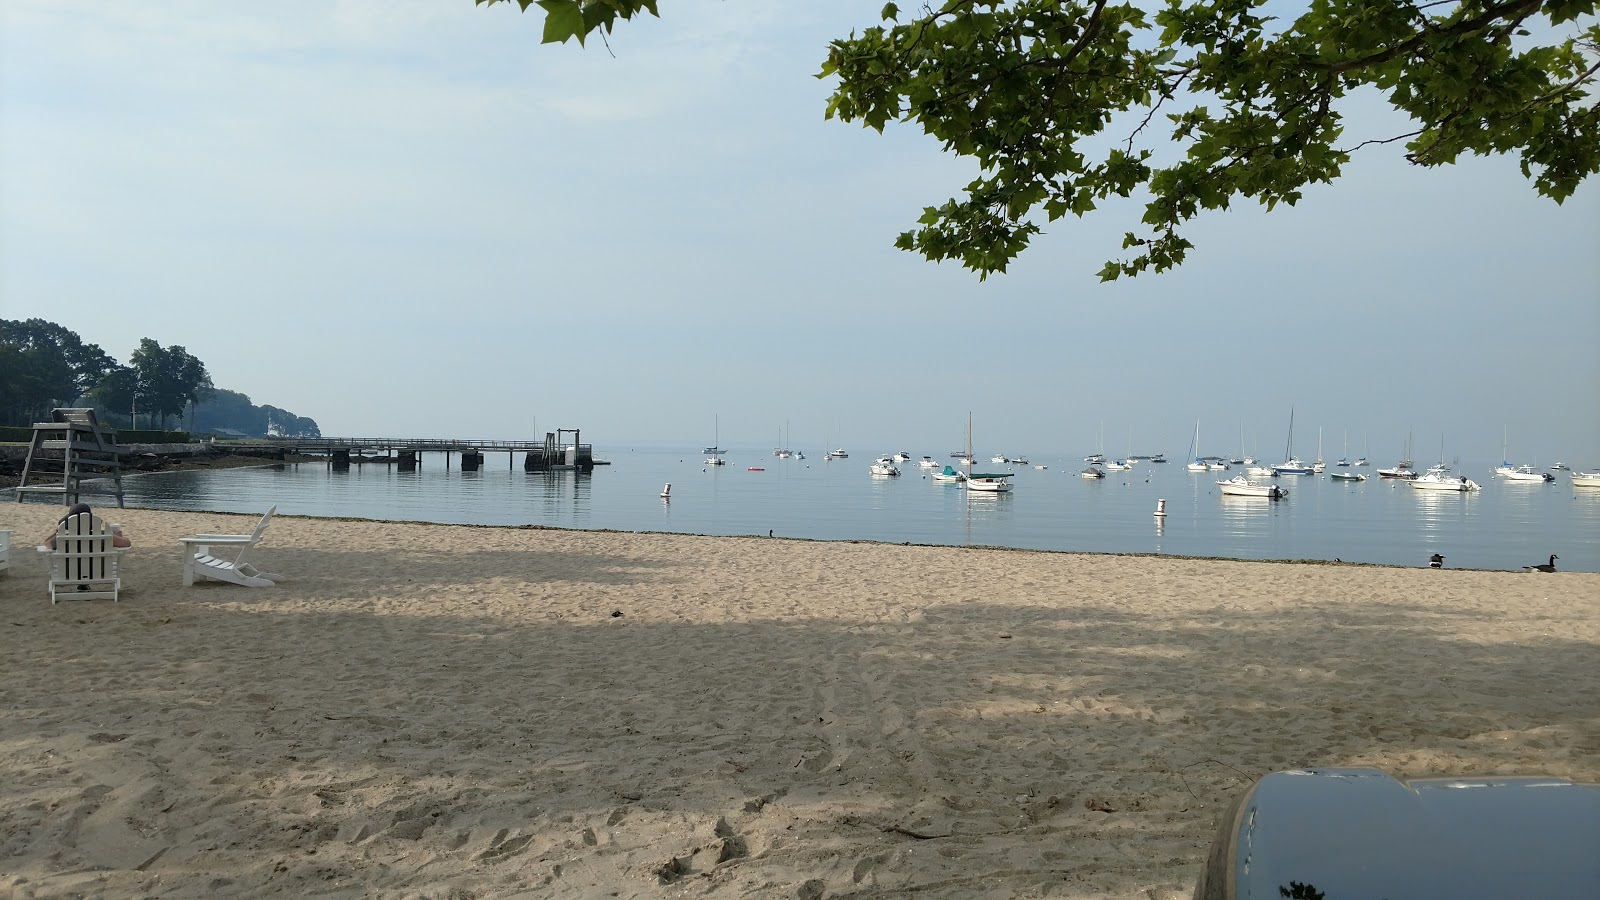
1428 553 1445 568
1523 554 1558 573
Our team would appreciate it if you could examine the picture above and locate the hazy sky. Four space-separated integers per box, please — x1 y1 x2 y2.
3 1 1597 465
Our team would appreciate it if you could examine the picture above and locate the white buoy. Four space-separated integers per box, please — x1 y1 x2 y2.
1154 498 1167 517
660 483 672 498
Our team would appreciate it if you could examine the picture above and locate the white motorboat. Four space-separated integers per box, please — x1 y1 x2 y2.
826 448 849 460
1217 475 1288 499
1409 464 1481 492
991 454 1011 464
1502 465 1554 483
1080 466 1106 479
1246 464 1276 478
931 465 966 483
893 451 912 462
918 456 939 469
705 452 727 466
869 458 901 477
1572 471 1600 488
1084 453 1107 464
1551 462 1571 471
1105 458 1135 471
1329 470 1367 482
1353 457 1369 467
1010 455 1030 465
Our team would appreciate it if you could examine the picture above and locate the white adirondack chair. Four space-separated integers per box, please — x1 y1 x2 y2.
180 506 283 588
0 529 12 575
36 513 125 603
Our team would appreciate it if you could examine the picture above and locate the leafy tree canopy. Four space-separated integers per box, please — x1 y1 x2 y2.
479 0 1599 279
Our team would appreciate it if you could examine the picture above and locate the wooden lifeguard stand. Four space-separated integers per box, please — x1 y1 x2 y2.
13 408 125 508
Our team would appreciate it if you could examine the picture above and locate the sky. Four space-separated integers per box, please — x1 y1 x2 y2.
2 1 1597 466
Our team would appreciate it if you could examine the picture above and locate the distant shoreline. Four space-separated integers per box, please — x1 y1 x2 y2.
0 446 318 490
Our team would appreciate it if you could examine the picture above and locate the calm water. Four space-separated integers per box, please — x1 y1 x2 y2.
9 444 1598 572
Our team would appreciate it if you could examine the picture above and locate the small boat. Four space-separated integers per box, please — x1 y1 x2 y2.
1409 464 1481 492
1148 453 1167 463
1502 465 1554 483
1246 464 1276 478
1105 458 1135 471
931 465 966 483
1551 462 1571 471
892 451 912 462
1217 475 1288 499
918 456 939 469
705 453 727 466
1084 453 1107 464
747 466 765 472
796 451 805 460
1329 471 1367 482
1010 455 1030 465
1033 464 1048 471
1080 466 1106 479
991 454 1011 464
966 472 1014 493
826 448 849 460
952 454 974 466
869 458 901 477
1572 471 1600 488
1353 457 1369 467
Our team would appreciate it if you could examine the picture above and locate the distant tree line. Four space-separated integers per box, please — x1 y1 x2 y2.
1 318 320 437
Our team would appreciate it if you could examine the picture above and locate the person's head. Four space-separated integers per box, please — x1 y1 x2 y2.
59 503 92 524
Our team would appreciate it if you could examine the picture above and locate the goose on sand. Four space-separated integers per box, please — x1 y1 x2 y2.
1523 554 1558 573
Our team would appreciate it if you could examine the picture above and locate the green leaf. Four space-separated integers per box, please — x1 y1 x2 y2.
536 0 585 45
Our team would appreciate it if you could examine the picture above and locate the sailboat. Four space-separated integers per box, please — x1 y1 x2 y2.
1311 427 1326 473
704 416 727 466
1186 421 1209 472
1377 431 1417 479
964 413 1014 493
1336 430 1350 467
1273 409 1314 475
1085 421 1107 464
773 421 793 458
1493 426 1519 477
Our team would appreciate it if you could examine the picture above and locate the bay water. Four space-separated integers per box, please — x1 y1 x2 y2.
9 443 1597 572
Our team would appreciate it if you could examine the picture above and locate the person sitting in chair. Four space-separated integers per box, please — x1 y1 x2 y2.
42 503 132 549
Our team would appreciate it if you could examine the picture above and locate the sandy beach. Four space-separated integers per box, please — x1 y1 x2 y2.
2 505 1597 899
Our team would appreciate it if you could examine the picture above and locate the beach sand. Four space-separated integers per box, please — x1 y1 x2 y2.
3 506 1597 898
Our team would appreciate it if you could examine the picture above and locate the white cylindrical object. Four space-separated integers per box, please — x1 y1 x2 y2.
660 483 672 498
1154 498 1167 517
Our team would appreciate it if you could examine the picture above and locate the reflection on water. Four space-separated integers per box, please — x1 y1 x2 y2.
6 448 1595 571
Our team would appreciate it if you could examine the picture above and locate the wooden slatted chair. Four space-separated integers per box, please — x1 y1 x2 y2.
36 512 125 603
180 506 283 588
0 529 12 576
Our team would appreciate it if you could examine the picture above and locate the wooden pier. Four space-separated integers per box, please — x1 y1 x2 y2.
230 429 596 473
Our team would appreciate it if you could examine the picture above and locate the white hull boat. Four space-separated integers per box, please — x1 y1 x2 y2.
966 474 1014 493
1409 465 1481 492
1217 476 1288 498
1329 471 1367 482
1080 466 1106 479
1246 464 1276 478
918 456 940 469
869 459 901 477
1502 465 1554 483
1572 471 1600 488
931 465 966 483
